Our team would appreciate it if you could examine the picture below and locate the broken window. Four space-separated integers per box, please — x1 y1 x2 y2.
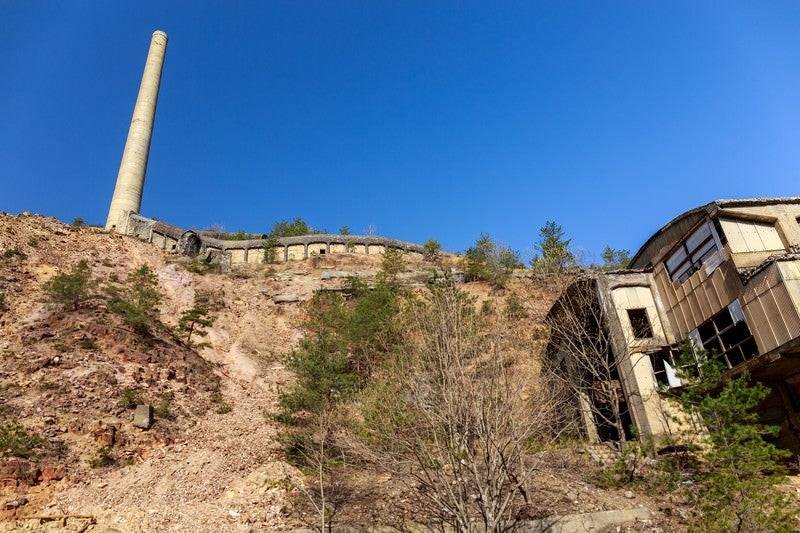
695 300 759 369
649 346 687 388
665 222 722 283
627 308 654 339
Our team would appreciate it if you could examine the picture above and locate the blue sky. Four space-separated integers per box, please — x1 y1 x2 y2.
2 2 800 263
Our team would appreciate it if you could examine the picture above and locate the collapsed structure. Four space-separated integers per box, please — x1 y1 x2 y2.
546 198 800 450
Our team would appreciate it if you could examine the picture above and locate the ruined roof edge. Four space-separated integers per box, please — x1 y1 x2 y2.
629 197 800 269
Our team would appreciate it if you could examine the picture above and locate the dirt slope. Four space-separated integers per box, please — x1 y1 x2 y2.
0 213 681 531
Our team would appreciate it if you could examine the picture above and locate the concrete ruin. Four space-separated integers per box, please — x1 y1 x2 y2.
125 213 424 265
546 198 800 450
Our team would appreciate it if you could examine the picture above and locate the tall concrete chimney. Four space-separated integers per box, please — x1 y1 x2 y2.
105 30 168 232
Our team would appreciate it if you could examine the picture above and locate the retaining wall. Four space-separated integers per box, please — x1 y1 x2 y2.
125 213 424 265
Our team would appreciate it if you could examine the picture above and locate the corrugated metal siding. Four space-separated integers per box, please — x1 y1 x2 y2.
658 258 742 338
741 263 800 353
779 263 800 345
720 218 784 253
772 289 796 346
781 265 800 339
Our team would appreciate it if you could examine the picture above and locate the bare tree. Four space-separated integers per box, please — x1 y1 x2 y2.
544 276 629 445
352 281 566 532
290 405 348 533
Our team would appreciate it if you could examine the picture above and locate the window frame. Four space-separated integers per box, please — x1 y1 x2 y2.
627 308 654 339
665 221 723 283
693 300 759 370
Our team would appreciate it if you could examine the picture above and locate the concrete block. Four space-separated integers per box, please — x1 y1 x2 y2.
132 404 153 429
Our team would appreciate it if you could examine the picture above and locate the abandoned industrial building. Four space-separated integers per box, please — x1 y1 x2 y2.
546 197 800 450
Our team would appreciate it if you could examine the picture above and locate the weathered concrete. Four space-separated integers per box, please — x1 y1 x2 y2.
106 31 168 232
278 507 652 532
124 214 426 266
272 294 304 304
132 404 154 429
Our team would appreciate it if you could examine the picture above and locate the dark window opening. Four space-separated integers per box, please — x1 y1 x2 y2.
696 301 759 370
649 346 693 388
319 249 326 255
627 308 654 339
665 222 720 283
592 360 635 442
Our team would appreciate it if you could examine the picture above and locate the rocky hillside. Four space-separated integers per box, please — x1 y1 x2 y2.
0 213 696 531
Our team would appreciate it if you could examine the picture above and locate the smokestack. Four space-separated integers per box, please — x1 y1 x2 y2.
105 30 168 232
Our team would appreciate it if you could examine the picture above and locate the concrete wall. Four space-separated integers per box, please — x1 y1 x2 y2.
599 273 677 441
124 214 425 266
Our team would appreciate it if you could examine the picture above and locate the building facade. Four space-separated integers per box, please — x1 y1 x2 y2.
546 198 800 450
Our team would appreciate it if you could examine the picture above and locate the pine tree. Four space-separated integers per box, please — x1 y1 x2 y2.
675 344 797 532
177 305 214 346
531 221 574 273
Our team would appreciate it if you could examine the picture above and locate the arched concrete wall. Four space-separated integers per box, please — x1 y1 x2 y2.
229 248 246 264
247 249 264 264
124 215 425 266
287 244 305 261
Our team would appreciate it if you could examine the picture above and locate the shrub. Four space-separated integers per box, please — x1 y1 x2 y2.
2 246 27 260
263 236 281 264
530 221 574 274
269 217 324 237
275 281 403 424
155 392 174 419
186 258 219 275
90 446 114 468
71 217 86 227
0 421 45 459
79 338 98 350
378 248 405 284
463 234 522 287
106 265 162 334
45 260 94 311
210 391 232 414
422 239 442 262
119 387 141 409
599 246 631 271
673 344 798 532
504 294 527 320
